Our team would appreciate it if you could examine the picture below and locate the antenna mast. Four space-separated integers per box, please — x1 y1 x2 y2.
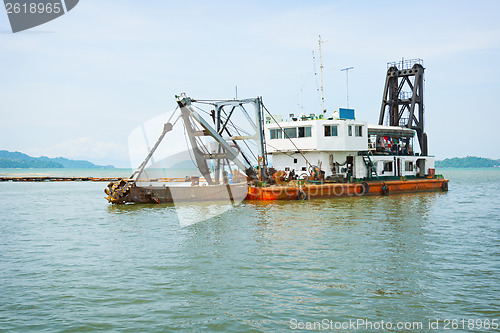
318 35 327 114
340 67 354 108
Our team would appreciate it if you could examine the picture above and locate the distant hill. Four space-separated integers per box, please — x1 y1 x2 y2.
0 150 114 169
436 156 500 168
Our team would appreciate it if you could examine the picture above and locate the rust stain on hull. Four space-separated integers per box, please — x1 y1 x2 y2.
246 178 449 201
102 177 449 204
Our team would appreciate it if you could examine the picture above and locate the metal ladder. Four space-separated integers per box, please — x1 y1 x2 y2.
361 153 380 180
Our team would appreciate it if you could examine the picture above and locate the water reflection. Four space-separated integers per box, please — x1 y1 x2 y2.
170 191 449 329
2 169 498 331
107 202 176 214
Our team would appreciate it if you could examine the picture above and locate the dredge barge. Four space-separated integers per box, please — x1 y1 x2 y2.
105 58 448 204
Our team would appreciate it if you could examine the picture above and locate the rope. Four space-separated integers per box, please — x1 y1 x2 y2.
261 104 313 168
165 106 180 124
266 142 300 159
223 111 258 163
192 104 213 116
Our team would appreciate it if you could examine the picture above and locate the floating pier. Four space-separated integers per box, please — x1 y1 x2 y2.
0 177 123 182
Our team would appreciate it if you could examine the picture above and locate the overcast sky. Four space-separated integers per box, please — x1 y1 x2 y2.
1 0 499 167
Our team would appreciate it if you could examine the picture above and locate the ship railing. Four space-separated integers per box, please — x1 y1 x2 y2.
387 58 423 70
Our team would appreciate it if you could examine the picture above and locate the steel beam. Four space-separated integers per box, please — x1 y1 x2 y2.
379 60 427 155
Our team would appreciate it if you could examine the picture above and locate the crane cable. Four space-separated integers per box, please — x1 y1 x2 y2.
261 103 313 169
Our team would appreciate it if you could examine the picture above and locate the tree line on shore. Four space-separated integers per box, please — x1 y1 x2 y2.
0 150 114 169
1 150 498 169
436 156 500 168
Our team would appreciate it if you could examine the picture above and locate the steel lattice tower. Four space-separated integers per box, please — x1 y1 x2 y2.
379 59 427 156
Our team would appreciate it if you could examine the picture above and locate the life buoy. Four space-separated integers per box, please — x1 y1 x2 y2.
361 181 370 195
298 190 307 200
382 185 389 196
442 181 448 191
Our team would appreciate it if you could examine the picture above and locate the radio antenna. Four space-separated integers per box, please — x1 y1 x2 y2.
318 35 327 114
340 67 354 108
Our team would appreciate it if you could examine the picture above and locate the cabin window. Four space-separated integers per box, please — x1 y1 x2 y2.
298 126 311 138
302 167 307 171
324 125 338 137
294 158 298 164
384 162 393 172
355 125 363 137
284 127 297 138
306 127 311 137
270 129 282 140
405 161 414 172
348 125 352 136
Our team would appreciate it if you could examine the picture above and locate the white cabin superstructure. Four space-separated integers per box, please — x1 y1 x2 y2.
265 113 435 182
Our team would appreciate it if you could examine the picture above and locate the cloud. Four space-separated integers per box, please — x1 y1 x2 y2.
1 0 500 164
247 1 500 60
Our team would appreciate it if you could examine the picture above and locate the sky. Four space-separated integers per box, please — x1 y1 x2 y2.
1 0 499 167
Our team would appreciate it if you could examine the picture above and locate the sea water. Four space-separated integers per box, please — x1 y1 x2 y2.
0 168 498 332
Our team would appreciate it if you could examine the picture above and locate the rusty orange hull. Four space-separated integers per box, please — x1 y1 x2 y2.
247 178 449 201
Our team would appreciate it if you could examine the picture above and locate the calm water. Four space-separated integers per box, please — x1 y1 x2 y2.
0 168 498 332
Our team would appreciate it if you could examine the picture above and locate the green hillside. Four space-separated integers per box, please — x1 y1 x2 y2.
0 158 63 168
0 150 114 169
436 156 500 168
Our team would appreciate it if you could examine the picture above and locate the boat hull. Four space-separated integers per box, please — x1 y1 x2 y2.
127 183 249 204
109 178 448 204
246 178 449 201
